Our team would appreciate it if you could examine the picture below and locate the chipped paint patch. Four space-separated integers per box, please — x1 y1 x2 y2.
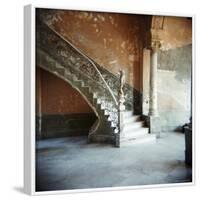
97 14 105 21
92 24 97 28
94 17 98 22
88 13 93 20
109 60 117 64
129 55 134 61
83 12 88 18
109 16 114 24
121 41 126 49
103 38 107 47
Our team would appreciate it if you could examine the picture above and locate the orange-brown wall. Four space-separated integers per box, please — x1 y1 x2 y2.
40 10 192 92
36 67 93 115
159 16 192 50
40 9 150 91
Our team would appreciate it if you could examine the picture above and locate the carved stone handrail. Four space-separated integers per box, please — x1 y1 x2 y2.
44 23 118 107
37 20 119 134
94 61 133 111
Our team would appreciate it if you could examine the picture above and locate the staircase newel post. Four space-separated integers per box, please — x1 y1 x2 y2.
116 69 126 147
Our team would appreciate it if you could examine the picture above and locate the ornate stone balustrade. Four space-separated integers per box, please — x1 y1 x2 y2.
37 19 142 145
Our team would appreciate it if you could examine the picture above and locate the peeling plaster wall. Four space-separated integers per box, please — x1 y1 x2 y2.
149 16 192 132
159 17 192 51
157 44 192 131
38 9 150 91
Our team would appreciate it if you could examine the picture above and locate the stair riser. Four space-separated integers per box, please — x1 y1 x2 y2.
121 129 149 138
54 68 65 76
123 123 144 132
123 117 141 124
122 112 133 118
81 87 90 94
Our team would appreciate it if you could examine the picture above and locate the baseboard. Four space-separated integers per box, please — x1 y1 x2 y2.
36 113 96 139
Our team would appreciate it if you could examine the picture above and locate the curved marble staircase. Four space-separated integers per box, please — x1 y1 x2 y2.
36 19 156 147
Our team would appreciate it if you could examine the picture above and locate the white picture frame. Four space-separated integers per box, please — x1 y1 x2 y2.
24 3 195 195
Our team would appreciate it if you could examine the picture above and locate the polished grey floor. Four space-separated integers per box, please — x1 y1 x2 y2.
36 132 192 192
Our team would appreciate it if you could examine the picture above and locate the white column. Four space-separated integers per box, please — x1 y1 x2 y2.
149 41 160 117
142 48 150 115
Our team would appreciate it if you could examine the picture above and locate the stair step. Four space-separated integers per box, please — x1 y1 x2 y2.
121 127 149 138
120 134 156 147
123 121 144 131
122 111 133 118
111 121 116 127
123 115 141 124
82 85 90 92
97 98 101 104
114 127 119 134
80 81 85 87
53 68 65 76
104 110 110 116
73 81 82 88
93 93 97 98
72 74 78 81
64 69 72 78
87 79 93 86
55 64 64 70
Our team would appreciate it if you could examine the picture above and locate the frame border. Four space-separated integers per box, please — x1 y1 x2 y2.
24 3 195 195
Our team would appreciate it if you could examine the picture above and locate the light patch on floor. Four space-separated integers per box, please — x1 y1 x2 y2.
36 132 192 191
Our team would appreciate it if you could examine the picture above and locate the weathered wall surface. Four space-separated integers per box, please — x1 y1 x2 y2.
156 16 192 131
38 9 150 91
157 44 192 130
159 17 192 50
36 68 96 139
144 16 192 131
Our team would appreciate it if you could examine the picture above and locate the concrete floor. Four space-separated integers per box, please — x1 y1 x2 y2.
36 132 192 192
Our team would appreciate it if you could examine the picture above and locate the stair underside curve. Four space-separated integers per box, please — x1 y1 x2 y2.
37 48 117 145
36 20 155 147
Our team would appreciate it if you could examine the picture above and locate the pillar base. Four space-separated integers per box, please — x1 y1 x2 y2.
148 110 159 117
147 115 161 137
